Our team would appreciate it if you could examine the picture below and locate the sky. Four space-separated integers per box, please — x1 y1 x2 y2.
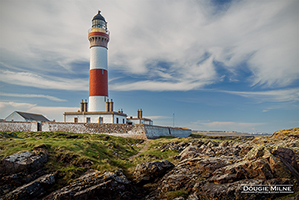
0 0 298 133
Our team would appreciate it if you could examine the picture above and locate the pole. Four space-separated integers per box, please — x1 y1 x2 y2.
173 104 174 127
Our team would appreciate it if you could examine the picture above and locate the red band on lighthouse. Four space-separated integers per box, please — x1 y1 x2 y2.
88 32 109 39
89 69 108 97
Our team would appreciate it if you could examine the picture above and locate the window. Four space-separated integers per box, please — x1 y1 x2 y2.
74 118 78 123
92 20 106 29
98 117 103 123
116 118 119 124
123 119 125 124
86 117 90 123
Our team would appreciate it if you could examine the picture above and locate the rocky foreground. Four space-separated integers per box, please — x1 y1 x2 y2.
1 128 298 200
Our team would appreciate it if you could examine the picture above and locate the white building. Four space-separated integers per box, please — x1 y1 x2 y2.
127 109 153 125
64 99 127 124
5 111 50 123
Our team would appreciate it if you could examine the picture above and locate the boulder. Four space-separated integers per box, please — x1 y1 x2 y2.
134 160 174 184
244 145 268 161
43 170 131 200
219 141 229 148
1 150 48 174
2 173 55 200
157 156 234 194
272 147 299 171
179 146 200 161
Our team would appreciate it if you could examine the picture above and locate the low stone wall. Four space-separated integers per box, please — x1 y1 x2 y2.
0 121 35 132
143 125 191 139
0 121 191 139
42 122 148 139
169 127 191 138
42 122 136 134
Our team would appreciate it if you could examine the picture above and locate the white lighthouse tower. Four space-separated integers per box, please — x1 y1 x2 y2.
63 11 152 125
88 11 109 112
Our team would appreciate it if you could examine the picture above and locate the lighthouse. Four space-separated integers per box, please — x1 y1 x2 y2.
63 11 152 125
88 11 109 112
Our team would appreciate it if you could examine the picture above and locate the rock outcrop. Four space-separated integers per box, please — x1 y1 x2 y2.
2 173 55 200
43 170 133 200
0 144 49 199
1 150 47 174
134 160 174 184
1 128 298 200
145 128 299 199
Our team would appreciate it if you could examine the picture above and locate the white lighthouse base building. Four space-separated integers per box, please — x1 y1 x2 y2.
64 111 127 124
64 99 128 124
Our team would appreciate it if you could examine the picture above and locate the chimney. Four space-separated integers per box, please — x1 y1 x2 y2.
106 99 110 112
137 109 140 119
121 109 123 114
80 99 84 112
84 99 88 112
140 109 143 118
110 99 113 112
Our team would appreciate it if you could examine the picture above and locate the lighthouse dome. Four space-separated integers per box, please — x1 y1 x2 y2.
92 11 106 22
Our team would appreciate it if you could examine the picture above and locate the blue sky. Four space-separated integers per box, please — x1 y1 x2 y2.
0 0 298 133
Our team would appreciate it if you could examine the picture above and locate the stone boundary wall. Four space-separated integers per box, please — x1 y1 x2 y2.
143 125 191 138
0 121 191 139
0 121 38 132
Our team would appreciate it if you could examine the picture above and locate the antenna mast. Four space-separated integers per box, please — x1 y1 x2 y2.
173 104 174 127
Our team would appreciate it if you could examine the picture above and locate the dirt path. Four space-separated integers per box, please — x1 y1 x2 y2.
129 139 150 160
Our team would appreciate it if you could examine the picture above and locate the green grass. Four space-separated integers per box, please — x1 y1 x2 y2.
160 189 189 200
0 131 144 187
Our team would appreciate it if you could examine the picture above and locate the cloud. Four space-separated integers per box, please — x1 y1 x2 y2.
108 0 298 89
0 70 88 91
0 101 78 121
146 116 171 120
0 0 298 92
190 120 265 131
28 106 79 121
0 92 67 102
221 88 299 103
0 102 37 119
110 55 217 91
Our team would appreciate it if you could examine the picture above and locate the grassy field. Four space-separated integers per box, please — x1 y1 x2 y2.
0 131 145 187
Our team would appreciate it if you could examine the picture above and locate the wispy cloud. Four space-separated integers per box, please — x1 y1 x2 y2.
110 55 217 91
146 116 171 120
220 88 299 103
0 70 88 91
0 0 297 92
0 92 67 102
28 106 79 121
190 120 266 131
0 102 37 119
0 101 78 121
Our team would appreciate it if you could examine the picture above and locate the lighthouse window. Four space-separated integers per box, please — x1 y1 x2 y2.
92 20 106 29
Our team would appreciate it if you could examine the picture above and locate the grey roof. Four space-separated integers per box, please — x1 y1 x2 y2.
92 10 106 22
16 111 50 122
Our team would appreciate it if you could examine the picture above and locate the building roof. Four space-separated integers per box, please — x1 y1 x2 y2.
16 111 50 122
64 111 127 117
127 117 152 121
92 10 106 22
